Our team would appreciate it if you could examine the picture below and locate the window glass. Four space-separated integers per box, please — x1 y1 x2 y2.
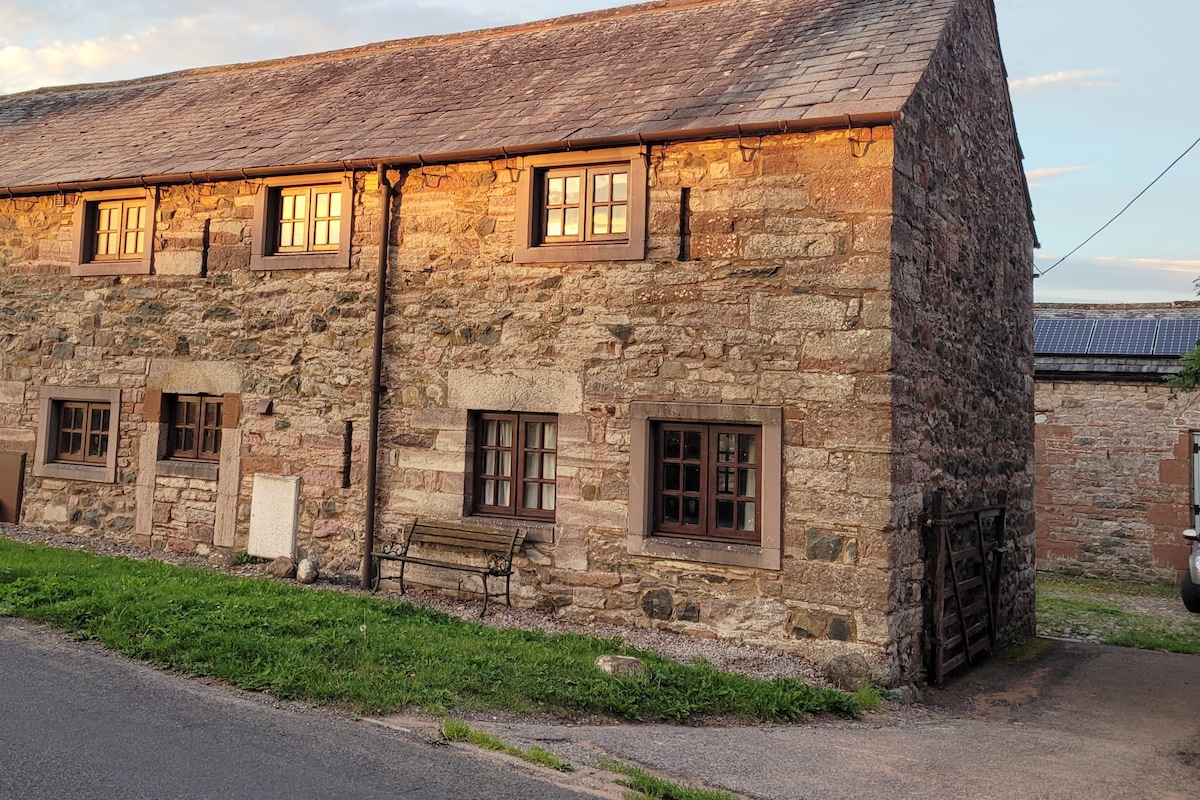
654 423 760 544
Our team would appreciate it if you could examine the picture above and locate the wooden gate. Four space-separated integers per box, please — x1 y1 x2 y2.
927 490 1008 686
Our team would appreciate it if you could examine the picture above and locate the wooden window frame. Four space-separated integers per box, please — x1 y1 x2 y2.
472 411 558 521
33 387 121 483
72 188 156 277
513 147 648 263
628 402 782 570
652 422 761 545
168 394 224 463
251 173 353 270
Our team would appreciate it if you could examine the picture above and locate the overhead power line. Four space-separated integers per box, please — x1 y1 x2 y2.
1037 134 1200 277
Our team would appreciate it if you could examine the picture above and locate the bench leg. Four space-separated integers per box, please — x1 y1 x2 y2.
398 559 408 596
370 558 381 592
504 573 512 608
480 574 490 618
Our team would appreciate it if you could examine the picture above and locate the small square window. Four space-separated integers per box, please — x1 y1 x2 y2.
72 189 156 276
251 174 353 270
514 147 647 263
653 422 760 544
473 412 557 521
168 395 223 462
33 387 121 483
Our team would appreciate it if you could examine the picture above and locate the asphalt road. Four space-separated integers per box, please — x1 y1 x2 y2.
0 618 593 800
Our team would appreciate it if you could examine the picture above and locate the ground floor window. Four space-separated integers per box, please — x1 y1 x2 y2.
654 422 760 544
473 412 557 521
168 395 223 462
33 387 122 483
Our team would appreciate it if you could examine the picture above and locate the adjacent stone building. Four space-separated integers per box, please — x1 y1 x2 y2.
0 0 1036 685
1035 303 1200 583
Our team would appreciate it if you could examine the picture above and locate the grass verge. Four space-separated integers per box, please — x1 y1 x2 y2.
599 759 738 800
0 539 861 722
1037 572 1200 655
440 719 573 772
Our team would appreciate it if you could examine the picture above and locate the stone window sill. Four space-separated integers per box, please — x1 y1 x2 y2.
156 460 219 481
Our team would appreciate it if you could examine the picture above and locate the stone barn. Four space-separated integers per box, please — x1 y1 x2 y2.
0 0 1036 686
1035 303 1200 583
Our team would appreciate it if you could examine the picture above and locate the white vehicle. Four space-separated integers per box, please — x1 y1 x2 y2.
1183 529 1200 613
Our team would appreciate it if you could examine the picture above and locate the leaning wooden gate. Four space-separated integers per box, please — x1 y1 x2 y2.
927 490 1008 686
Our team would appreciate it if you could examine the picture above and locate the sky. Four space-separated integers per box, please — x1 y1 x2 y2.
1 0 1197 305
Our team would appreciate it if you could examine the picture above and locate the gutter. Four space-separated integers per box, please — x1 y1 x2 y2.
0 112 900 198
362 164 392 590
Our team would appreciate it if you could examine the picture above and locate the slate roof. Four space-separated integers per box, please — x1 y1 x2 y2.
0 0 958 194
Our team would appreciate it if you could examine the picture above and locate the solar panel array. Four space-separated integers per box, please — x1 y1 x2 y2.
1034 317 1200 357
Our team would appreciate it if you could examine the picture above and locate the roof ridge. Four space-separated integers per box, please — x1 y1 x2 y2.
3 0 735 99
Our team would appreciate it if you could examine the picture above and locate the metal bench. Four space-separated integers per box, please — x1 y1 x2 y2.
371 518 525 617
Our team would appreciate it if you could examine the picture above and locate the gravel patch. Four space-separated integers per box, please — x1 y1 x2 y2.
0 522 829 687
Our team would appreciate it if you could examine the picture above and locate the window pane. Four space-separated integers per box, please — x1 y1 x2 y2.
484 479 496 505
611 205 627 235
543 423 557 449
739 502 756 531
716 499 734 529
717 433 735 462
88 432 107 459
542 483 556 511
525 421 542 449
563 207 579 237
315 191 330 218
565 176 581 205
524 452 540 479
282 195 295 220
684 464 701 493
294 194 307 219
497 421 513 447
330 192 342 218
594 173 610 203
483 450 497 474
717 465 735 494
739 434 757 463
68 432 83 456
663 495 680 523
314 220 329 246
683 431 702 460
542 452 556 479
495 480 510 506
739 468 756 497
498 450 512 477
684 497 700 525
523 482 539 509
546 208 563 237
664 429 681 458
664 462 680 491
484 419 499 446
328 219 340 245
592 206 609 235
547 177 564 206
612 173 628 202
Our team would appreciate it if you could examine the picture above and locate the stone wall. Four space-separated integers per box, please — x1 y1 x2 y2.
889 0 1038 677
375 130 905 679
0 178 383 571
1036 378 1195 582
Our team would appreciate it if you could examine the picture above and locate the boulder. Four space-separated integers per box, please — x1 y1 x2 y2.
296 558 319 584
267 556 296 579
595 655 648 679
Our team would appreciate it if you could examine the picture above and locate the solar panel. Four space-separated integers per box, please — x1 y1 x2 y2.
1153 319 1200 356
1087 319 1158 356
1034 318 1095 354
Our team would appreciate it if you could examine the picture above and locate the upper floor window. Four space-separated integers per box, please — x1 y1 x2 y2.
72 189 156 276
513 147 647 263
251 173 353 270
473 412 557 521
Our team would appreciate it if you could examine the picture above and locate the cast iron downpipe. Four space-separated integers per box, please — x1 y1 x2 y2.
362 164 392 590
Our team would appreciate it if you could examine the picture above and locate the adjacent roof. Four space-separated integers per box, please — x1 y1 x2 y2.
0 0 958 194
1035 303 1200 380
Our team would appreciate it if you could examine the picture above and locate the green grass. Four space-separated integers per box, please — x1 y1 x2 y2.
1037 572 1200 655
0 539 862 722
440 718 573 772
599 760 739 800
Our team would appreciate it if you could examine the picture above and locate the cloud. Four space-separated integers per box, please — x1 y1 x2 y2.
1025 165 1089 187
1033 254 1200 303
1091 256 1200 274
1009 68 1118 92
